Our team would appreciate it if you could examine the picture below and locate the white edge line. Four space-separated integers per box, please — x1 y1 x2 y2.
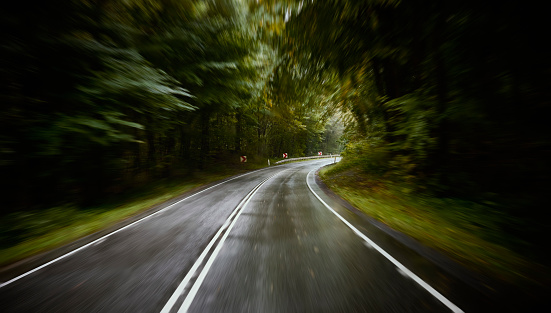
176 170 284 313
0 167 270 289
306 169 464 313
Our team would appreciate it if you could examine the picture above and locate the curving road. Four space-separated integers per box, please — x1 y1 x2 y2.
0 159 525 312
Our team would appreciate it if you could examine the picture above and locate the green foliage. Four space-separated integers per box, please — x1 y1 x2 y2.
318 164 538 283
340 140 389 176
283 0 551 195
383 91 439 179
0 0 549 281
0 0 343 213
281 0 551 262
5 0 548 259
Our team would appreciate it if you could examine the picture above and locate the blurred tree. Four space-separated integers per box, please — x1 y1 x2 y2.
0 0 194 207
280 0 551 203
0 0 343 211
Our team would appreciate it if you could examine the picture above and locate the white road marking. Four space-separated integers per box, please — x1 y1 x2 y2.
92 237 106 246
163 169 287 313
159 203 238 313
306 169 464 313
0 167 271 289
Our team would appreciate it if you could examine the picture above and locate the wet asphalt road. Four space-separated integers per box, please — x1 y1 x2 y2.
0 159 531 312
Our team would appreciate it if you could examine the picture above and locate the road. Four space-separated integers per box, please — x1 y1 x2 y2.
0 159 521 312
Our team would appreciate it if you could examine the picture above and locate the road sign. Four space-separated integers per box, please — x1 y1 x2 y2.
283 153 288 158
240 156 247 163
318 151 322 156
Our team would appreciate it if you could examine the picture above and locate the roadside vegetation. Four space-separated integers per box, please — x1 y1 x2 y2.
1 0 549 293
0 155 325 266
319 156 548 286
286 0 550 289
0 160 272 266
0 1 342 266
0 1 343 217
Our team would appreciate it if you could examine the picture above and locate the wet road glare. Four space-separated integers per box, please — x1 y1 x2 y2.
0 159 510 312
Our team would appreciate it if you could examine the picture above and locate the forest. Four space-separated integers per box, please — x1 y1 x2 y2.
1 0 345 211
1 0 550 270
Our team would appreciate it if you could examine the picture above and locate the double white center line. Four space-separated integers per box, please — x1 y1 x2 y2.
161 169 286 313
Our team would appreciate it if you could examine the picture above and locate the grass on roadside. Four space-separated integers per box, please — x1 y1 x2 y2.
0 155 329 267
318 164 544 285
0 167 257 267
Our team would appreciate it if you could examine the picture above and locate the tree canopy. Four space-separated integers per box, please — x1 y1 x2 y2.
1 0 549 229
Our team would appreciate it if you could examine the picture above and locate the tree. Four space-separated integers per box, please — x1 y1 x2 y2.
279 0 551 200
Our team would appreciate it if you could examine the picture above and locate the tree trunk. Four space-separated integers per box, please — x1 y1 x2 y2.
199 110 211 169
432 15 450 186
235 110 242 153
146 116 157 178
